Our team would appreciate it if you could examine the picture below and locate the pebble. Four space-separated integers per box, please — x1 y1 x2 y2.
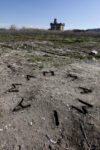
0 129 3 132
29 122 33 126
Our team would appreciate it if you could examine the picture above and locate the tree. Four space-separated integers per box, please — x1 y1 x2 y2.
9 24 17 30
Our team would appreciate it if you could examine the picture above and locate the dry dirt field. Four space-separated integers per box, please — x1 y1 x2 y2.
0 39 100 150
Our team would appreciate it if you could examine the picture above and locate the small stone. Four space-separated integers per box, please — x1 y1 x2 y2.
41 117 45 121
29 122 33 126
5 125 8 130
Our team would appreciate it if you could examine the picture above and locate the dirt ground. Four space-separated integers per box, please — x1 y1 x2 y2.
0 41 100 150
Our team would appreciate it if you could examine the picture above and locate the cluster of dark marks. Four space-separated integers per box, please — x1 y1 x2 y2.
12 98 31 112
67 73 78 81
6 83 31 111
43 71 55 76
72 99 93 115
7 83 22 93
78 87 93 94
26 75 35 81
72 105 88 115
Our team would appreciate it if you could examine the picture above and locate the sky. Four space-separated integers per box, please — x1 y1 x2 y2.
0 0 100 30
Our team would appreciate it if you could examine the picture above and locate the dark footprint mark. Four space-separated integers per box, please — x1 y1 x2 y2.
43 71 48 76
54 110 59 126
12 83 22 88
50 71 55 76
71 106 88 115
18 145 21 150
8 89 19 92
78 87 92 94
7 83 22 93
67 73 78 81
26 75 36 81
13 98 31 112
81 106 88 114
72 99 93 115
77 99 93 108
43 71 55 76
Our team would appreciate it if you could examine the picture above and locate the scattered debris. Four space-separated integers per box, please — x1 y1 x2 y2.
45 135 57 144
54 110 59 126
89 50 98 56
78 99 93 108
80 122 90 148
12 98 31 112
78 87 92 94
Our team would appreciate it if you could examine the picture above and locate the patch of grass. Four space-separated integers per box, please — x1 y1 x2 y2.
1 31 100 43
50 37 98 44
15 53 19 56
1 44 13 49
2 48 13 53
95 54 100 59
39 64 44 69
53 61 60 67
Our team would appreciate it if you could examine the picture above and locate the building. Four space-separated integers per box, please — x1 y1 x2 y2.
50 19 65 31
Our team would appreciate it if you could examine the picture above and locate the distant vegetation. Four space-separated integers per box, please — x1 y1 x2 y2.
1 26 100 43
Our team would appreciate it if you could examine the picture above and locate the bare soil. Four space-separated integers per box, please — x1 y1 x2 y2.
0 41 100 150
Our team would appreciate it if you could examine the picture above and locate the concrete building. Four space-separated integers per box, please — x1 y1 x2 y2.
50 19 65 31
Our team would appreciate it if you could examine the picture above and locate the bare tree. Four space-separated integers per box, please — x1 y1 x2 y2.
9 24 17 31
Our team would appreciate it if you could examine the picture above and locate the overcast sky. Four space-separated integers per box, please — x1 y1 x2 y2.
0 0 100 29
